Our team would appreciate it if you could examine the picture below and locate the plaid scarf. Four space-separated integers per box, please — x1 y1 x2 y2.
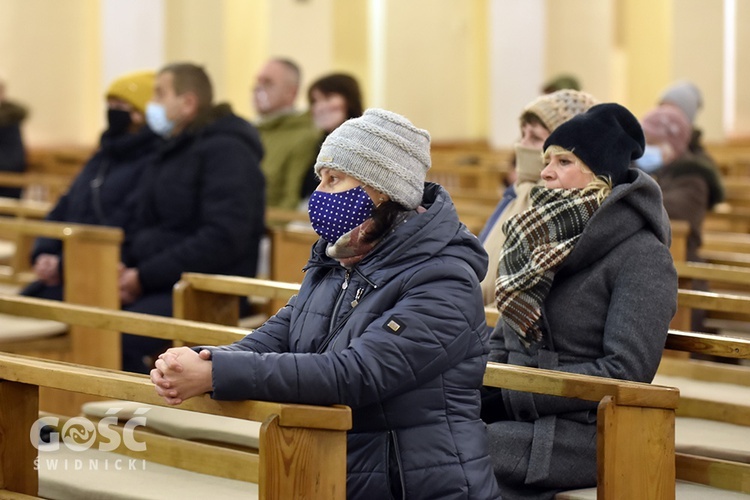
495 186 601 343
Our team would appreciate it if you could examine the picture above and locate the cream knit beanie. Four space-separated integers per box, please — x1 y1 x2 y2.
522 89 599 132
314 108 431 209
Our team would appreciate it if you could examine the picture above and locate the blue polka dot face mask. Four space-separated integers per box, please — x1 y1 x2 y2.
308 186 375 243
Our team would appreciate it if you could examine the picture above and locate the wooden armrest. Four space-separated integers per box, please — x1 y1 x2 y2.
483 362 679 409
674 261 750 285
178 273 301 300
0 295 247 345
0 218 122 243
665 330 750 358
677 290 750 315
0 352 351 430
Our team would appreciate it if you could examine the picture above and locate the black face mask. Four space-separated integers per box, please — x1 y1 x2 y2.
106 108 132 135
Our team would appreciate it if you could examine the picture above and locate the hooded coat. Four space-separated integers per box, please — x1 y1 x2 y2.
124 104 265 294
485 169 677 499
206 184 501 500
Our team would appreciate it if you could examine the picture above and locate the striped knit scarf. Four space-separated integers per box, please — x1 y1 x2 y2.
495 186 601 343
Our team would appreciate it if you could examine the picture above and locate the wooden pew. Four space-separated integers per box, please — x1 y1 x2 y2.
487 302 750 496
17 278 684 499
172 274 683 498
0 219 121 415
0 295 349 497
0 351 350 499
0 172 72 204
674 262 750 333
172 275 750 495
705 205 750 233
0 197 51 266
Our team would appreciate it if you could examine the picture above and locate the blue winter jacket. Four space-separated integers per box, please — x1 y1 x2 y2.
206 183 501 499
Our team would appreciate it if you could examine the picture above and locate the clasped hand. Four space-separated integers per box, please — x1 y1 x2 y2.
150 347 213 405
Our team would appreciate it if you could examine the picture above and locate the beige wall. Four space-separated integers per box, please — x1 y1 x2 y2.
545 0 615 104
383 0 487 140
670 0 724 141
736 0 750 136
0 0 101 146
1 0 749 147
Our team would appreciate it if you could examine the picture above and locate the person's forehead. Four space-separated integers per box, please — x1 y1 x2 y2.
155 71 174 88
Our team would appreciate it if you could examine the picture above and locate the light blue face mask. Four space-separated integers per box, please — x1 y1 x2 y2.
634 144 664 173
145 102 175 138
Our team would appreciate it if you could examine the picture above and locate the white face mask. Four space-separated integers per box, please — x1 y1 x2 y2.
145 102 175 138
634 144 664 173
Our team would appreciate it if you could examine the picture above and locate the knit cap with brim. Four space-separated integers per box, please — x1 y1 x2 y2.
543 103 645 186
106 70 156 115
522 89 599 132
314 108 431 209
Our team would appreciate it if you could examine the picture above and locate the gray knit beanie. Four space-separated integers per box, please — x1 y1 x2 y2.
659 81 702 124
314 108 431 209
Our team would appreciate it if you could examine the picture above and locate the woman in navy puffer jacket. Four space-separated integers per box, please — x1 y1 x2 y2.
151 109 501 499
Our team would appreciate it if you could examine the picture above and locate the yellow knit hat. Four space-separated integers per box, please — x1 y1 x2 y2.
105 70 155 115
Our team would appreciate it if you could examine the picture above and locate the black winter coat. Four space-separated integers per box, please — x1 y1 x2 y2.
31 126 160 261
124 104 265 292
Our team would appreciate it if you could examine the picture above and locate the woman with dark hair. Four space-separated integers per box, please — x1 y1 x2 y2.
151 109 501 499
299 73 364 201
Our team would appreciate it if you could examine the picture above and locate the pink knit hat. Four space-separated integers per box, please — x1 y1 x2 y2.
640 105 692 159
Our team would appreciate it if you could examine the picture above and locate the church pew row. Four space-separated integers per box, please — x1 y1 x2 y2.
171 273 750 495
0 293 678 500
0 350 350 499
0 197 50 266
0 171 72 204
0 219 122 415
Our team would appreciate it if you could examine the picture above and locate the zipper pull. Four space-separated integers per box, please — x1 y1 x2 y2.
342 271 349 290
351 288 364 308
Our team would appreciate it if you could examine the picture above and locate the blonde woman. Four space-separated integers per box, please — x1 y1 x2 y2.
479 90 598 305
483 103 678 498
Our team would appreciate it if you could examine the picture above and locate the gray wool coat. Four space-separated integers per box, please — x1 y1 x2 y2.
485 168 678 499
205 183 501 500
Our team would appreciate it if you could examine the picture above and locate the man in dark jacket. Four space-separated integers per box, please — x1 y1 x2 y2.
0 75 28 198
120 63 265 373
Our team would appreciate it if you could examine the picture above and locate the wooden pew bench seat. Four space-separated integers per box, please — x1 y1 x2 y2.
675 417 750 464
0 312 67 342
37 445 257 500
0 240 15 261
82 400 261 449
556 481 750 500
653 374 750 413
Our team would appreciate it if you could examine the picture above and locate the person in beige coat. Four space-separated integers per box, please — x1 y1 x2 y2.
479 90 598 305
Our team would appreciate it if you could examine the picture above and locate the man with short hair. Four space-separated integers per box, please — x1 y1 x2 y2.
120 62 265 373
253 58 321 209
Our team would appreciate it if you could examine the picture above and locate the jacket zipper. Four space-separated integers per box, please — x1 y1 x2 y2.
388 430 406 500
316 270 380 354
317 271 350 353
